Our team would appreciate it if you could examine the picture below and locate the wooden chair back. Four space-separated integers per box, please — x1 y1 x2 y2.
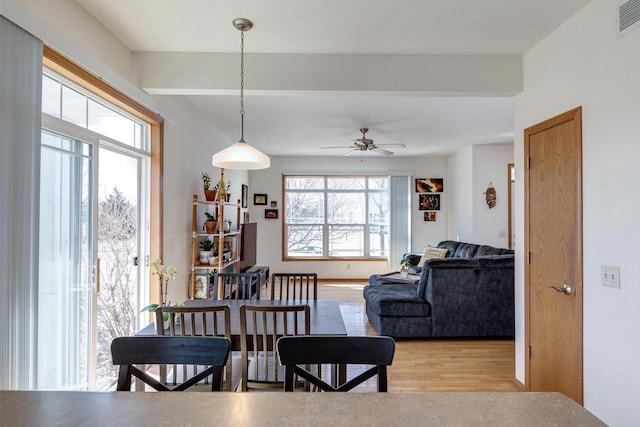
111 336 230 392
239 304 310 391
270 273 318 301
212 272 261 300
156 305 234 391
277 335 395 392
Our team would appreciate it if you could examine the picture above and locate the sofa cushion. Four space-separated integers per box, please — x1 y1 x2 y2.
363 284 431 317
417 246 448 267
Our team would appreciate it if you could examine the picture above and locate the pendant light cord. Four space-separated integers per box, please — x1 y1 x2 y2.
239 28 245 142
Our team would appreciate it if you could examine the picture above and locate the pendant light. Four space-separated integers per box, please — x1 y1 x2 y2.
212 18 270 170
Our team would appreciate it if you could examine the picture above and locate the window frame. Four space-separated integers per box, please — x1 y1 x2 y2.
283 174 390 261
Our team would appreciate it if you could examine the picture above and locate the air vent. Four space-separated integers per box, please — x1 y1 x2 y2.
617 0 640 37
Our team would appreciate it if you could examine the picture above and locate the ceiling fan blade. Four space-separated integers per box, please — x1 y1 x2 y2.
371 147 394 156
343 149 361 156
375 143 406 148
321 145 356 149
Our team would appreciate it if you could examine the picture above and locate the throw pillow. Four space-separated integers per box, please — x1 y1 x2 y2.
417 246 448 267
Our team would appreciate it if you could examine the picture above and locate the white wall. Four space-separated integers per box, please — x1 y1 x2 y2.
447 144 513 247
515 0 640 425
472 143 513 248
249 155 447 278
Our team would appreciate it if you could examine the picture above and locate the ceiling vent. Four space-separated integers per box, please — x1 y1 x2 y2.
617 0 640 37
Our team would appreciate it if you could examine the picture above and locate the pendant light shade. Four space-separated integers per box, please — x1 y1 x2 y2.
212 18 270 170
212 139 270 170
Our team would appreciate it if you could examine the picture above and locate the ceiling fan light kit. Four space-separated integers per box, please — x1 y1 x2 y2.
321 127 406 156
212 18 270 170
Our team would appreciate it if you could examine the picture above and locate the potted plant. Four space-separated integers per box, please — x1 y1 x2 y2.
203 211 217 234
202 172 216 201
400 258 412 279
199 239 214 264
141 259 177 331
214 179 232 202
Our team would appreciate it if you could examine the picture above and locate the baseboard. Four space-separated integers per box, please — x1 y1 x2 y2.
513 378 527 392
318 278 368 283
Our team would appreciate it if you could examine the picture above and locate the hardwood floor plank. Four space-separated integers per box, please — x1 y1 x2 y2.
262 281 516 392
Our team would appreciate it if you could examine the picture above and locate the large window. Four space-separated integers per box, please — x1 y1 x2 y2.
284 175 389 259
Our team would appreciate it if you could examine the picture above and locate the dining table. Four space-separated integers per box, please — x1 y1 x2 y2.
137 299 348 350
0 390 606 426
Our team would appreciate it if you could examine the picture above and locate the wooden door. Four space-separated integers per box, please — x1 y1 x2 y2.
524 107 583 404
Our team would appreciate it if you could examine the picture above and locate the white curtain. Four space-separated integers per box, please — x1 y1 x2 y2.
0 16 42 390
388 174 411 270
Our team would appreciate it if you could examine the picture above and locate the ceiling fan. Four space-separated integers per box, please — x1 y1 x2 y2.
321 128 406 156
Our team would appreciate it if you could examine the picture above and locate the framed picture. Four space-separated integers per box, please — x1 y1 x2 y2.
415 178 444 193
254 193 267 205
241 184 248 208
419 194 440 210
194 274 208 299
264 209 278 219
270 201 277 207
424 211 437 221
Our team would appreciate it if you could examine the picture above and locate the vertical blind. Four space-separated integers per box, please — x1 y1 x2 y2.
0 16 43 390
389 174 411 270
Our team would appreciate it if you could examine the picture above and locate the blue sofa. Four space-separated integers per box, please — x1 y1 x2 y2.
363 240 514 338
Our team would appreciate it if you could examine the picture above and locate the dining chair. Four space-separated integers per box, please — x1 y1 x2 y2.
156 305 238 391
239 304 310 391
111 335 230 391
212 272 262 300
277 335 396 392
270 273 318 301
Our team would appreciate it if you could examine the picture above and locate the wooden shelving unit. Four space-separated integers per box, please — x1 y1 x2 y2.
189 194 241 299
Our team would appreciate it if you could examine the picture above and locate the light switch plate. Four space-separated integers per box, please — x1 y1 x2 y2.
601 265 621 288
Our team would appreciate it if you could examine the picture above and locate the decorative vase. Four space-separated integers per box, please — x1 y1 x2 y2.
204 189 217 201
400 269 409 279
204 221 217 234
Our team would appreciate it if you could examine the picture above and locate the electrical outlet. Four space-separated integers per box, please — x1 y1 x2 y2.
601 265 621 288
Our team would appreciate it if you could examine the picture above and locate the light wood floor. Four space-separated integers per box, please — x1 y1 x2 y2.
295 282 517 392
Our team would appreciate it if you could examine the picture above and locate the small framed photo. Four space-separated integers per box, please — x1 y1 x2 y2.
254 193 267 205
424 211 437 221
270 201 277 207
419 194 440 210
415 178 444 193
194 274 208 299
241 184 248 208
264 209 278 219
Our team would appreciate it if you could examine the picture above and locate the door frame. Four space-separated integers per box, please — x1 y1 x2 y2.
523 107 583 401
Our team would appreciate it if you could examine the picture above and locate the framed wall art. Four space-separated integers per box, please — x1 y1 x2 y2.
264 209 278 219
254 193 267 205
415 178 444 193
424 211 437 221
270 201 277 207
419 194 440 210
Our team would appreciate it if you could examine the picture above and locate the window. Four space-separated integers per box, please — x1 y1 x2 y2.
284 175 389 259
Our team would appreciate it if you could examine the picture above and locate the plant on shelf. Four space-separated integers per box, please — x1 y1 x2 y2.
202 172 216 201
199 238 215 264
203 212 218 234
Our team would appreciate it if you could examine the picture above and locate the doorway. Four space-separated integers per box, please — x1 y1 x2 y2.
38 129 149 390
524 107 583 403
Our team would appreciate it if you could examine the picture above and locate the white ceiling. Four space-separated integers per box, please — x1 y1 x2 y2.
76 0 591 157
